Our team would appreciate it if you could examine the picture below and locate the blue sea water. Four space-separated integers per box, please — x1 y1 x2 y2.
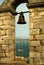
16 39 29 57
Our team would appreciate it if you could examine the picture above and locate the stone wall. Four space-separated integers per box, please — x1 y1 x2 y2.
29 7 44 65
0 12 15 63
28 0 44 3
0 4 44 65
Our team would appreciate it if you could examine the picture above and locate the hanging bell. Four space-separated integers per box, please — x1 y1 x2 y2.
17 12 26 24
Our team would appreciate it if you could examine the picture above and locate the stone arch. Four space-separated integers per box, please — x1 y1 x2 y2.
0 0 44 64
11 0 29 9
15 3 29 61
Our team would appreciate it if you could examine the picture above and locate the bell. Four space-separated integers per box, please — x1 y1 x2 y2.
17 12 26 24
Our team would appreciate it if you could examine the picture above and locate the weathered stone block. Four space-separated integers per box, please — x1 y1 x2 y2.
30 29 40 34
3 19 15 26
39 22 44 29
0 20 3 25
30 41 40 46
0 30 5 36
30 57 33 64
5 29 10 35
40 46 44 51
2 45 9 50
42 29 44 34
0 37 10 45
30 35 33 40
34 46 40 52
30 18 40 23
30 23 34 28
5 29 15 36
0 16 12 20
30 52 40 58
35 34 44 40
0 52 5 58
5 52 10 57
41 52 44 58
39 11 44 16
0 25 11 30
3 20 10 25
40 40 44 46
10 19 15 26
30 46 41 52
33 57 40 64
30 12 34 16
40 58 44 64
11 26 15 30
1 58 11 62
30 21 44 29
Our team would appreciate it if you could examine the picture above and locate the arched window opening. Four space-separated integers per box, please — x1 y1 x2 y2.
15 3 29 61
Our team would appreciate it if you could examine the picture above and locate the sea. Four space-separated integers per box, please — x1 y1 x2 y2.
16 39 29 58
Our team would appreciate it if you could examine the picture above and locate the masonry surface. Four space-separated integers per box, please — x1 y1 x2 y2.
0 0 44 65
0 12 15 63
30 7 44 65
